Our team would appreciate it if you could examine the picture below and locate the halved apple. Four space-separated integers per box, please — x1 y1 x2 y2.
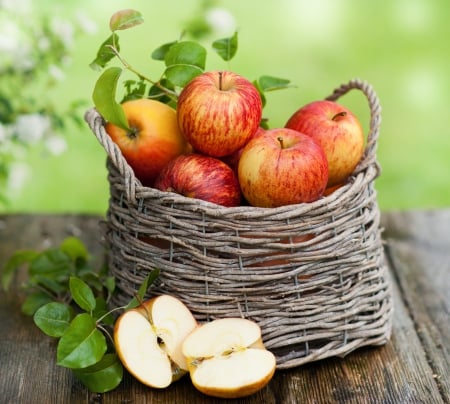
114 294 198 388
182 317 276 398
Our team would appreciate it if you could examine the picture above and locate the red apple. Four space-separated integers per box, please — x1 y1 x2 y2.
104 99 191 187
285 100 364 187
238 128 328 208
176 70 263 157
154 154 242 207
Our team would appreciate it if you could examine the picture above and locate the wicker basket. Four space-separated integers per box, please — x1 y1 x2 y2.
85 78 393 369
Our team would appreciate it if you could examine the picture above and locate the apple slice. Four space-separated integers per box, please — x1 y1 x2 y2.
182 317 276 398
114 294 197 388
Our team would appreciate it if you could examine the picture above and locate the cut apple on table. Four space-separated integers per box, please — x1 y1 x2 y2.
114 294 198 388
182 317 276 399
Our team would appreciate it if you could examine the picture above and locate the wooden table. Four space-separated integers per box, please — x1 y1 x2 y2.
0 211 449 403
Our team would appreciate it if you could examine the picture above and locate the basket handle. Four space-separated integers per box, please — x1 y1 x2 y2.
325 78 382 175
84 108 139 201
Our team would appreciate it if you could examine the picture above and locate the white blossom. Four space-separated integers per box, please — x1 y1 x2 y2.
0 0 31 14
37 35 51 52
15 114 52 143
0 19 34 71
48 64 66 81
6 162 31 196
50 17 75 48
0 123 6 142
75 11 98 35
205 7 237 36
45 136 67 156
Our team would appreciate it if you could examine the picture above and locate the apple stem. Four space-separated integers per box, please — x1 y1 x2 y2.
218 71 223 91
332 111 347 121
277 136 285 149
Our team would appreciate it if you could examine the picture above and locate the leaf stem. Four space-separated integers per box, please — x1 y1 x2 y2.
106 45 179 101
97 323 115 346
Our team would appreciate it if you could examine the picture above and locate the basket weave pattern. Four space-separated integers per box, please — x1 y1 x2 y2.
85 79 393 369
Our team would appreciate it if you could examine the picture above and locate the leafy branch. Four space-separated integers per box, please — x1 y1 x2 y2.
89 9 293 130
1 236 160 393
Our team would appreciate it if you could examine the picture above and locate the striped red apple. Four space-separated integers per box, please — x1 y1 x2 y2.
177 70 263 158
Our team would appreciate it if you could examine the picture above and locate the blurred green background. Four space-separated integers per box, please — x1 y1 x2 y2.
3 0 450 214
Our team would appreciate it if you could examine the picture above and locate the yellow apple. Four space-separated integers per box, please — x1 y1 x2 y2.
105 99 191 187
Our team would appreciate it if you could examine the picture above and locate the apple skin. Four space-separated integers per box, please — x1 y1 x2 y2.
238 128 329 208
177 70 263 157
154 153 242 207
221 126 266 174
104 99 191 187
285 100 364 187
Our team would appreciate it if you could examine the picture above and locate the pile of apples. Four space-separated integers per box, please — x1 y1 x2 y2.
105 70 365 208
114 294 276 398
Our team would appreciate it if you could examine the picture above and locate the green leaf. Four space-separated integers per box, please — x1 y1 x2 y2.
1 249 38 291
57 313 107 369
33 302 74 337
31 276 68 296
73 353 123 393
60 237 89 263
92 297 114 325
257 75 293 92
29 249 72 278
78 271 103 292
212 31 238 61
89 34 119 71
109 9 144 31
164 41 206 87
148 79 175 105
122 80 147 102
151 41 177 61
28 249 73 294
70 277 97 312
103 276 116 296
21 291 54 316
252 79 267 108
125 268 160 310
92 66 130 131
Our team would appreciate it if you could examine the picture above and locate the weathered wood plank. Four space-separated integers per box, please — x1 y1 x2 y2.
381 209 450 401
1 213 449 403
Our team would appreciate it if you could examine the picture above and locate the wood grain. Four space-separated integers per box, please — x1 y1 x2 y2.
1 211 449 403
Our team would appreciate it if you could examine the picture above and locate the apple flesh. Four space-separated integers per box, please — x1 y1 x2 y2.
177 70 263 157
238 128 329 208
114 294 197 388
182 318 276 399
105 99 191 187
154 153 242 207
285 100 364 187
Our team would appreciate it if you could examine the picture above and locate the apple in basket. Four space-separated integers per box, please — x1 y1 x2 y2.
114 294 198 388
104 99 191 187
285 100 364 188
238 128 329 208
182 318 277 399
177 70 263 157
154 153 242 207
